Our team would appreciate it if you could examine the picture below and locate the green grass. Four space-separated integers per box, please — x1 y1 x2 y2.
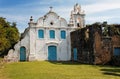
0 61 120 79
0 57 3 61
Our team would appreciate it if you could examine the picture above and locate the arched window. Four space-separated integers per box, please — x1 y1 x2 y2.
61 30 66 39
38 29 44 38
49 30 55 39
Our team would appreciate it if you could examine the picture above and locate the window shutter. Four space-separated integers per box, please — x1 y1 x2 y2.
38 30 44 38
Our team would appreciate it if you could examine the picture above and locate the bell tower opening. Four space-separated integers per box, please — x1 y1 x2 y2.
69 3 85 28
77 23 80 27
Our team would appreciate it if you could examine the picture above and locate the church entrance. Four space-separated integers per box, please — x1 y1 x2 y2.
48 46 57 61
20 46 26 61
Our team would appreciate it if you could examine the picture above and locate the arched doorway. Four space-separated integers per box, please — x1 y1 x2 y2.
20 46 26 61
73 48 77 61
48 46 57 61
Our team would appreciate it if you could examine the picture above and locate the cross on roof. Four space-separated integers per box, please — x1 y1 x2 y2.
50 6 53 12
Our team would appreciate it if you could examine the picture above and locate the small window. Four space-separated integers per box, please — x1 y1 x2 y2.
50 22 54 25
114 47 120 56
38 29 44 38
49 30 55 39
61 30 66 39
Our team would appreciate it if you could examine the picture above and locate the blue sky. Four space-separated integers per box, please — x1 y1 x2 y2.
0 0 120 33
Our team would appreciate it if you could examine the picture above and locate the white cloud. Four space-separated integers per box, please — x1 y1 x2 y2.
0 13 30 32
86 16 112 23
1 0 120 33
86 15 120 24
81 0 120 24
83 2 120 14
54 6 72 22
0 13 29 23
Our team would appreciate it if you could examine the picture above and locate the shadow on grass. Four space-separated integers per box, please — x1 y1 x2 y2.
48 61 92 65
101 68 120 77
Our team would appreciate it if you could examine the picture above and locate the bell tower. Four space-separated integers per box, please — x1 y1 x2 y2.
69 3 85 28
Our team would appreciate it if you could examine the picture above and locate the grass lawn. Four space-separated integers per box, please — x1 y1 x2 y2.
0 61 120 79
0 57 3 61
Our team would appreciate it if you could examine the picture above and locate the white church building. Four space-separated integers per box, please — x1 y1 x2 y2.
7 3 85 61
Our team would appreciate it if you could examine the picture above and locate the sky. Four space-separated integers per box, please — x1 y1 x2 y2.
0 0 120 33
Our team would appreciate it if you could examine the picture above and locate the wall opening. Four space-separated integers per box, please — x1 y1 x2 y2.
114 47 120 56
48 45 57 61
20 46 26 61
73 48 77 61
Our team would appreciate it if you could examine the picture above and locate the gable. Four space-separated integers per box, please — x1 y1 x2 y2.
37 12 67 27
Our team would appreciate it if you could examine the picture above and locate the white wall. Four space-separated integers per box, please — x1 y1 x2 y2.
13 29 30 61
12 10 76 61
34 27 72 61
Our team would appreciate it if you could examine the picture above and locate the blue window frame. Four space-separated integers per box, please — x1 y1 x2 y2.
49 30 55 39
38 29 44 38
114 47 120 56
61 30 66 39
73 48 77 61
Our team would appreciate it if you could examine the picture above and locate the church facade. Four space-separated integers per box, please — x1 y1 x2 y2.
7 4 85 61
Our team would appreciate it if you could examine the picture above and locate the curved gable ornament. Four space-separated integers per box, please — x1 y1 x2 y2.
37 8 67 27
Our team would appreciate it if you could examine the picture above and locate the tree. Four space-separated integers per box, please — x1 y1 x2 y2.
0 17 19 56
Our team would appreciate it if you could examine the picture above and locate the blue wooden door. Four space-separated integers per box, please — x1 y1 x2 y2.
114 47 120 56
48 46 57 61
20 47 26 61
73 48 77 61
